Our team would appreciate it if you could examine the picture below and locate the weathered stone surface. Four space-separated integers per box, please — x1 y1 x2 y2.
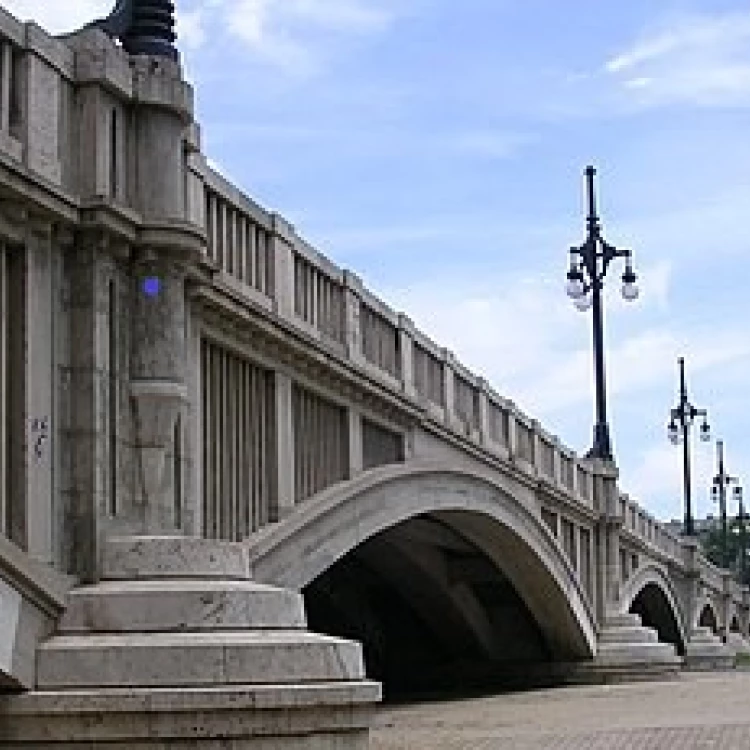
59 579 306 632
0 683 377 746
36 630 366 689
103 536 249 580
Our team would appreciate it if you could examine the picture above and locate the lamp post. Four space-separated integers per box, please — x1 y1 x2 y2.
710 440 743 572
565 165 639 461
667 357 710 537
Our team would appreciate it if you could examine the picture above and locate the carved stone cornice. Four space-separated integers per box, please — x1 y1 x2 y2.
137 220 205 264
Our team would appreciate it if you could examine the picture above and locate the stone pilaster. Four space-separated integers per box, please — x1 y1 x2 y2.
274 371 295 519
271 213 295 322
344 271 364 364
477 378 491 448
22 222 55 565
398 314 417 400
589 458 621 621
442 349 456 428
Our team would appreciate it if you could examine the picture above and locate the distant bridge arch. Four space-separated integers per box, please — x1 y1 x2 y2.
698 600 720 634
247 461 597 662
620 564 688 655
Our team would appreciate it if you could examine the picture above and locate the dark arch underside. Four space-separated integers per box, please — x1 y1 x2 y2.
699 604 719 633
304 514 568 699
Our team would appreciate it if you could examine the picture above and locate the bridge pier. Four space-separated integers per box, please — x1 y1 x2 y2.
0 536 380 747
0 22 379 747
587 460 684 680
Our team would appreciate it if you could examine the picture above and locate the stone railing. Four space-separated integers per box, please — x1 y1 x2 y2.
199 167 275 304
292 240 346 348
190 160 710 559
0 7 79 192
700 557 726 595
618 492 683 563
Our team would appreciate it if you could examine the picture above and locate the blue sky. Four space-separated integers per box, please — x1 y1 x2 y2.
13 0 750 523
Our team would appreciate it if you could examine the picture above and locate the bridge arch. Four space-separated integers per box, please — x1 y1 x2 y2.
698 601 720 634
247 462 597 665
619 564 687 655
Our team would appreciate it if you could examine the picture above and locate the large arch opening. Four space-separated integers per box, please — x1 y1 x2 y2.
628 582 685 656
304 514 553 698
248 463 596 695
249 465 597 700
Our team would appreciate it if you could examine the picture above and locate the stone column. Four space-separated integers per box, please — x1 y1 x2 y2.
129 251 187 534
61 232 116 581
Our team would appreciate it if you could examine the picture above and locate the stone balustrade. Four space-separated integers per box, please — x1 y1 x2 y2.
188 159 614 518
701 558 726 595
173 155 743 585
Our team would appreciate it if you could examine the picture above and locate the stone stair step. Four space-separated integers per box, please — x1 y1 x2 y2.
595 641 680 665
37 631 365 690
605 613 642 628
598 626 659 644
59 580 306 633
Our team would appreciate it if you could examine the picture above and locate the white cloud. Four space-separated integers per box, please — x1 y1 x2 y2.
176 7 209 50
1 0 111 33
220 0 397 75
3 0 209 51
604 11 750 109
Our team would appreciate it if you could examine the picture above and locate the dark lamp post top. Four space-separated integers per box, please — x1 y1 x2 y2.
91 0 178 61
565 165 639 462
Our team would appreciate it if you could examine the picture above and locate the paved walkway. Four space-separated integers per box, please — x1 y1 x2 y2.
371 671 750 749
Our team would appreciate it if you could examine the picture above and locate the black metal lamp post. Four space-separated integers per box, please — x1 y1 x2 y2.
710 440 743 571
565 166 640 461
667 357 710 537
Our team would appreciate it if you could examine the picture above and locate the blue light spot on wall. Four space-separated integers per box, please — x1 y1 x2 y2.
142 276 162 297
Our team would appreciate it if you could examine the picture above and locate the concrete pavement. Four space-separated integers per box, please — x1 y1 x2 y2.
372 671 750 749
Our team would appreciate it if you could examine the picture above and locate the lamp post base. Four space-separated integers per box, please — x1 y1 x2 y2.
586 423 613 462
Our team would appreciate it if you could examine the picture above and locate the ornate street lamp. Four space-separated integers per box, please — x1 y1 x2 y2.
668 357 710 537
565 166 639 461
710 440 743 571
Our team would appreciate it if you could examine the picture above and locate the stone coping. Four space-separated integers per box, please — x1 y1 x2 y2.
0 536 72 616
0 681 382 714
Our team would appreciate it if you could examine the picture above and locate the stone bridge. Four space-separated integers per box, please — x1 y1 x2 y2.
0 3 746 747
